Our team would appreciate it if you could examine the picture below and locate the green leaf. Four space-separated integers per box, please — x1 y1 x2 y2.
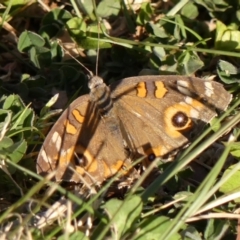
67 20 111 49
215 21 227 46
96 0 121 17
18 31 45 52
135 216 181 240
218 60 239 75
50 41 64 62
39 93 62 119
45 94 60 108
229 142 240 158
3 95 25 114
11 107 34 130
39 24 62 40
194 0 229 12
149 23 169 38
42 8 72 27
104 195 142 238
75 0 94 18
217 60 240 84
215 21 240 50
86 23 112 49
236 10 240 22
181 2 199 19
29 46 51 68
0 95 34 139
7 140 27 163
219 164 240 202
20 73 30 82
177 51 204 75
0 137 13 149
217 70 240 84
180 226 202 240
66 17 87 38
136 2 153 25
204 219 230 240
3 95 16 110
58 231 89 240
0 111 12 138
153 46 166 61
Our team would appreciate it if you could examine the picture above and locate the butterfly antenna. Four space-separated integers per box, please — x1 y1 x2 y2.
95 21 100 76
61 43 94 78
91 0 101 76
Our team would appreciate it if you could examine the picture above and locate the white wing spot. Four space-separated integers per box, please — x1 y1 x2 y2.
41 149 52 163
52 132 62 152
184 97 199 118
60 149 67 157
177 80 189 87
204 82 214 97
185 96 193 104
189 108 199 118
177 80 192 96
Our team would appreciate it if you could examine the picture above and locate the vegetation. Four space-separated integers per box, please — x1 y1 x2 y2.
0 0 240 239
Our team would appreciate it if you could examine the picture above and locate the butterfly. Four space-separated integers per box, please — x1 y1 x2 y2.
36 74 232 185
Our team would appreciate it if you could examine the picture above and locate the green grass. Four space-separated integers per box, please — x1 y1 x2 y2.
0 0 240 239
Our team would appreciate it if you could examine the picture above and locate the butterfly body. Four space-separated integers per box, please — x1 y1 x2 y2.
37 75 232 184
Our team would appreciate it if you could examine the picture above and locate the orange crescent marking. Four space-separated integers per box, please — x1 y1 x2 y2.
144 146 164 157
103 160 128 178
155 81 168 99
136 82 147 98
72 109 85 123
112 160 124 174
65 120 77 135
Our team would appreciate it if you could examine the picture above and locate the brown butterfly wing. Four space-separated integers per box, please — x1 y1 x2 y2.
37 94 132 183
111 76 232 164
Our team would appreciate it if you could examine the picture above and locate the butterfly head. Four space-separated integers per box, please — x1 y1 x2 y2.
88 75 104 90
